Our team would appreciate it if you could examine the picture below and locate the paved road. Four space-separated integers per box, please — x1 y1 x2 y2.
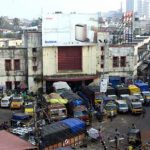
1 107 150 149
79 106 150 150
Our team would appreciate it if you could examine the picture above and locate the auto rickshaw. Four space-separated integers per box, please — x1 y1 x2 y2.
127 128 142 148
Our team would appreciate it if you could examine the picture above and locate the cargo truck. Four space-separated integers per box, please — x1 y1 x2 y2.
115 85 130 99
103 96 117 117
44 93 68 121
134 81 150 104
61 90 90 125
80 85 103 108
41 118 86 150
128 85 144 104
106 86 117 100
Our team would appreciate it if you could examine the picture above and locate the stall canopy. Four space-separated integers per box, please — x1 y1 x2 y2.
0 130 37 150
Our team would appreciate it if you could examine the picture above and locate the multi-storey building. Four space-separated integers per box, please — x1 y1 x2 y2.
22 30 42 92
0 47 27 90
137 0 150 18
126 0 134 12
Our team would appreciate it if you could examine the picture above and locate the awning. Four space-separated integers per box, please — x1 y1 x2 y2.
44 75 98 82
138 64 148 71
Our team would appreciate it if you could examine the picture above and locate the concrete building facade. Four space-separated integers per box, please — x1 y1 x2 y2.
0 47 27 90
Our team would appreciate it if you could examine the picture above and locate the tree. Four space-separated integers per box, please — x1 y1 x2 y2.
13 18 20 31
0 17 5 28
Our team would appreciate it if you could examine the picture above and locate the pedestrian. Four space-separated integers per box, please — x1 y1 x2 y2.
110 110 114 122
115 128 120 137
131 123 136 129
98 128 107 149
98 128 103 142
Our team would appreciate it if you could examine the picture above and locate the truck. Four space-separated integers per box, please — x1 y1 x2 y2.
126 95 143 114
44 93 68 121
115 85 130 99
106 86 117 100
60 90 90 125
102 96 117 117
128 85 144 104
134 81 150 104
80 85 103 108
134 81 149 92
141 91 150 105
41 118 86 150
52 81 71 94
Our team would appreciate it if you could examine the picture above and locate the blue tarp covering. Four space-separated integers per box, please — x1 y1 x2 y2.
55 147 74 150
71 99 83 106
134 82 149 92
12 113 30 120
109 76 121 88
60 118 86 134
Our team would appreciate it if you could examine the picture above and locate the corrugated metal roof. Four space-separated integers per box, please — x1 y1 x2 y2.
0 130 37 150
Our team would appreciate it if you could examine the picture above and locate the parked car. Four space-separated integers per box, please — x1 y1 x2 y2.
1 95 13 108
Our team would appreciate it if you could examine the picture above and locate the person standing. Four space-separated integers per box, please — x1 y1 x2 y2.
131 123 136 129
98 128 107 149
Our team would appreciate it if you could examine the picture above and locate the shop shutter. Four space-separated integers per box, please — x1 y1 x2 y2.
58 47 82 70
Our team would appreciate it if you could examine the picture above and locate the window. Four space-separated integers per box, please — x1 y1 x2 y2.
32 57 37 62
14 81 20 89
101 64 104 68
101 46 104 51
14 59 20 70
113 56 119 67
32 48 37 53
5 60 11 71
101 55 104 60
6 81 12 90
33 66 37 71
120 56 126 67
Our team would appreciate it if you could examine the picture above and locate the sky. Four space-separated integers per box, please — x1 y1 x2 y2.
0 0 123 19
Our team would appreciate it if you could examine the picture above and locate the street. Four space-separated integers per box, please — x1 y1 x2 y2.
0 106 150 150
79 106 150 150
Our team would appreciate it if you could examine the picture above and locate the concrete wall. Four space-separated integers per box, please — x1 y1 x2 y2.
108 46 135 77
23 31 42 92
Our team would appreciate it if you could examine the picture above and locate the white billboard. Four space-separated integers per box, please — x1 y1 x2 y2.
42 13 99 46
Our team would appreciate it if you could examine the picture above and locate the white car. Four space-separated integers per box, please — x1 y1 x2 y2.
1 95 13 107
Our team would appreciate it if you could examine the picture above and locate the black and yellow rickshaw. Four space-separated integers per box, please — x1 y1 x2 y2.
127 128 142 148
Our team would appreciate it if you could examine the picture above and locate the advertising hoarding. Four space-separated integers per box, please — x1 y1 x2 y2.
42 13 99 46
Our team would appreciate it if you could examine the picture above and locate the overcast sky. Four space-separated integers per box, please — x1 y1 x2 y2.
0 0 123 19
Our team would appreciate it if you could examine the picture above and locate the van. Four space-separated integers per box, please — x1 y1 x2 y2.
126 95 143 114
141 91 150 105
115 100 128 113
1 95 13 108
133 93 144 104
